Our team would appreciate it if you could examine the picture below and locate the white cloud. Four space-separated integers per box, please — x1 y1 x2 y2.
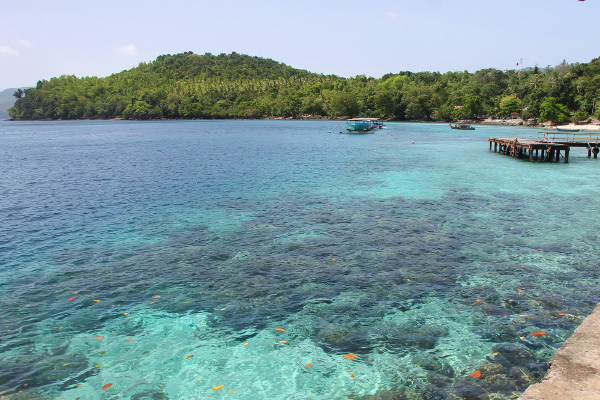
384 11 398 19
16 39 33 48
0 45 20 57
112 43 138 56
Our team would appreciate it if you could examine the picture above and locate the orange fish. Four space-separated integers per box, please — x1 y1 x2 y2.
470 370 481 378
530 332 547 337
152 295 160 298
279 341 288 344
213 385 224 391
244 343 248 346
351 374 356 378
304 363 312 368
123 313 129 316
93 299 100 302
343 354 358 359
94 335 104 341
68 297 75 301
275 328 285 332
186 355 193 359
149 301 156 304
101 383 113 390
125 338 133 342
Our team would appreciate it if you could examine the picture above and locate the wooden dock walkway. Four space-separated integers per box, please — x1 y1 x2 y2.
489 132 600 163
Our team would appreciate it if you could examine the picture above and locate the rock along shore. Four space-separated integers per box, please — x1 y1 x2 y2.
520 304 600 400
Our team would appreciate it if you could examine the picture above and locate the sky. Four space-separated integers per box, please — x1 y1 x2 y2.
1 0 598 90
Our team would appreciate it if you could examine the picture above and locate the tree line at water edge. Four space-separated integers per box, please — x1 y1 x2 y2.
7 52 600 123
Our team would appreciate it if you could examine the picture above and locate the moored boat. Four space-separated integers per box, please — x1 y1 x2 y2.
449 123 475 130
556 127 581 132
345 118 384 133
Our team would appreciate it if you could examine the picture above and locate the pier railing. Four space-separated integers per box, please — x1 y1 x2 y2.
537 131 600 144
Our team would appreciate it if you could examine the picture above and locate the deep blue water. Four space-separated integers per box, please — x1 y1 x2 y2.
1 120 600 399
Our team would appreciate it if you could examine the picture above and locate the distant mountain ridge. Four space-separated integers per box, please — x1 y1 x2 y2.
0 88 30 120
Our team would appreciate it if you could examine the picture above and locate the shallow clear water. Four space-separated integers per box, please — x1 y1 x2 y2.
1 120 600 399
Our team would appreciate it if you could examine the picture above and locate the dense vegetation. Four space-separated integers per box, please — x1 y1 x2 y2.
7 52 600 122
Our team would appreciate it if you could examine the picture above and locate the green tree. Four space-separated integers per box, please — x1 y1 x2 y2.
499 96 521 117
462 95 483 118
539 97 570 123
572 110 589 122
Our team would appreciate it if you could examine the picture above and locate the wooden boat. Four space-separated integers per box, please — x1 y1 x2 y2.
449 123 475 130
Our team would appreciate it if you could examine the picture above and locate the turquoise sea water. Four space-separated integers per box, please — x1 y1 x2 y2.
1 120 600 400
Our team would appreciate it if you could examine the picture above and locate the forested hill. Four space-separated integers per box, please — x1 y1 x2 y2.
7 52 600 122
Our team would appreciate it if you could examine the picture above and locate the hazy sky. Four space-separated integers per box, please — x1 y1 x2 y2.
1 0 598 90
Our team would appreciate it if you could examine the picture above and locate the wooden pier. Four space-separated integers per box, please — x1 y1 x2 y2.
489 131 600 163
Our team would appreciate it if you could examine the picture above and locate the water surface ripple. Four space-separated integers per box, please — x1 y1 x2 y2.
1 120 599 399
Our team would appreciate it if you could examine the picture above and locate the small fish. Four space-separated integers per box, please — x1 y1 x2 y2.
68 297 75 301
304 363 312 368
279 341 288 344
93 299 100 302
94 335 104 341
149 301 156 304
331 258 336 261
244 343 248 346
470 370 481 378
152 295 160 298
530 331 547 337
213 384 224 391
101 383 113 390
275 328 285 332
125 338 133 342
123 313 129 315
343 354 358 359
351 374 356 378
186 355 193 359
492 353 499 356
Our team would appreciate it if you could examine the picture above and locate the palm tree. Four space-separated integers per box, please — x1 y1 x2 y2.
529 75 544 90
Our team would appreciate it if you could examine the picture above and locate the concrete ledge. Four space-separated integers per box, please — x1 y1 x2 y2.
520 304 600 400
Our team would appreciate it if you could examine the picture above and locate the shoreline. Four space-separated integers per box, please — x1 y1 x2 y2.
520 304 600 399
0 116 543 127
